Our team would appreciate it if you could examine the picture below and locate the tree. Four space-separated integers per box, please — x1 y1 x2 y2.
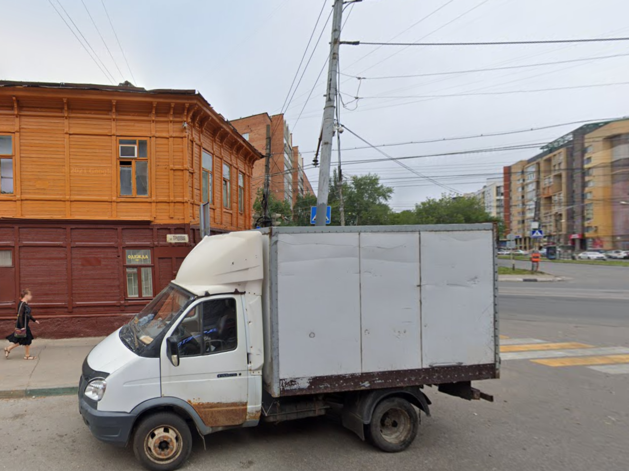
389 210 417 225
412 195 503 233
252 189 292 227
330 173 393 226
292 194 317 226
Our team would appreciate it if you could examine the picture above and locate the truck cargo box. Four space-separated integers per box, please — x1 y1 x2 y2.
260 224 499 398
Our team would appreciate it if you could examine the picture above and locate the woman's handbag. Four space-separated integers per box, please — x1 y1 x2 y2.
13 302 26 339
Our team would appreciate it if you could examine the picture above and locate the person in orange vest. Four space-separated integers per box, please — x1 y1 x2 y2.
530 250 541 272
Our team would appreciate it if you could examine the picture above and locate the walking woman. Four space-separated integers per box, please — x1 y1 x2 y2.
4 289 39 360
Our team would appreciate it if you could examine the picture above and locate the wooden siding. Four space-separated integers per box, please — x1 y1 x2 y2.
0 221 198 323
0 88 261 232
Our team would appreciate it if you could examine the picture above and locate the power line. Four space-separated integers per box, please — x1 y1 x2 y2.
292 1 354 132
81 0 124 82
298 117 626 154
342 52 629 80
47 0 114 84
101 0 137 84
350 0 492 76
279 0 330 114
343 0 457 70
345 36 629 47
354 81 629 100
55 0 117 83
341 125 461 194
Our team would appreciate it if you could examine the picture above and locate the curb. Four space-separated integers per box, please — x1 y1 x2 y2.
499 276 564 283
0 386 78 400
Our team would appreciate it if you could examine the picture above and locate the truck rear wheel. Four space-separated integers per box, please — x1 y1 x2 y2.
365 397 418 452
133 412 192 471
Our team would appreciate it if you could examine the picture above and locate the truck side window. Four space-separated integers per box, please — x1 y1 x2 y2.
202 298 238 354
172 306 202 357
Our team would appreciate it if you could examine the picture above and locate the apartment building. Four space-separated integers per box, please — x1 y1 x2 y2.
482 177 504 220
503 118 629 250
231 113 314 217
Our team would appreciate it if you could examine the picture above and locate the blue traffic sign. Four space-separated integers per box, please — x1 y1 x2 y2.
531 229 544 238
310 206 331 225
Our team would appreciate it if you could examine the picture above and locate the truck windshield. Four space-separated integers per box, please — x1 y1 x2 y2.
119 284 195 357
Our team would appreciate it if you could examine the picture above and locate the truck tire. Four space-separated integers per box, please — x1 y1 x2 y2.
365 397 419 453
133 412 193 471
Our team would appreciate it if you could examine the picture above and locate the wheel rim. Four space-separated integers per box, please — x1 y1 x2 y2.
144 425 183 464
379 408 411 444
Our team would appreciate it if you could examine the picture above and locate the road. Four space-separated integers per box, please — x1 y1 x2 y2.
1 262 627 471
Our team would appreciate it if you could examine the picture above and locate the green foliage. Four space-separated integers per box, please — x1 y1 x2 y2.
413 195 497 225
253 176 504 233
292 194 318 226
252 188 292 227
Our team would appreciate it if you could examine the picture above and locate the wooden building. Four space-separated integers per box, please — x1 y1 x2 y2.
0 81 262 337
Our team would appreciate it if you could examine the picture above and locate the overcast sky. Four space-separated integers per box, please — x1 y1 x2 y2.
2 0 629 210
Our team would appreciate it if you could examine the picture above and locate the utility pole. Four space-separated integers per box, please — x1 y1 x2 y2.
262 124 272 227
315 0 343 226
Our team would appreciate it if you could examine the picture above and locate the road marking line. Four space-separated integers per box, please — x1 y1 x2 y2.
501 346 629 361
588 364 629 375
499 335 509 339
500 338 545 346
533 354 629 367
500 342 591 353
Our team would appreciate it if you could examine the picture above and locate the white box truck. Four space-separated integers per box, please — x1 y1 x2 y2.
79 225 498 471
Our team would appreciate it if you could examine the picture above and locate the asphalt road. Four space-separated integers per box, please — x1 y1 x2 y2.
1 262 627 471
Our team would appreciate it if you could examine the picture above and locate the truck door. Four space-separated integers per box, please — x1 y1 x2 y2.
161 295 249 428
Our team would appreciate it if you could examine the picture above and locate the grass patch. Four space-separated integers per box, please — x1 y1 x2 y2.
497 255 629 267
498 266 545 276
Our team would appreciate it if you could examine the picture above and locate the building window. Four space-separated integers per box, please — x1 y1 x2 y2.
585 192 593 200
223 163 231 209
238 172 244 213
0 136 13 195
584 145 593 154
202 150 213 205
118 139 148 197
125 249 153 298
584 157 592 166
0 249 12 267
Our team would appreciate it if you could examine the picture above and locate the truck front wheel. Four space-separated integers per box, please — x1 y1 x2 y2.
365 397 419 452
133 412 193 471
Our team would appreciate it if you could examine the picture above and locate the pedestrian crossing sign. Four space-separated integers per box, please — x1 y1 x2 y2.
531 229 544 238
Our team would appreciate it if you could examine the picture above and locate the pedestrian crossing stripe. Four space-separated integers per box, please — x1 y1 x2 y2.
499 337 629 374
501 346 629 361
588 364 629 374
500 342 592 353
532 354 629 367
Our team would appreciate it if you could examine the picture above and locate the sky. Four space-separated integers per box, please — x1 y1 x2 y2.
2 0 629 211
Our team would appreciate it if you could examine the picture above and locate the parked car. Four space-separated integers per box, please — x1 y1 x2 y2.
497 249 511 256
577 251 607 260
511 249 529 256
607 250 629 260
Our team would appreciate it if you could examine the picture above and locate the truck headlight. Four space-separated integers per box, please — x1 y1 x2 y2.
85 379 107 402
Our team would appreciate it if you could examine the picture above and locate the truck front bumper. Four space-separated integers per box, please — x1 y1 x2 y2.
79 397 135 447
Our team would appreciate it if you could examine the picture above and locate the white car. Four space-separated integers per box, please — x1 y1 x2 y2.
607 250 629 260
577 251 607 260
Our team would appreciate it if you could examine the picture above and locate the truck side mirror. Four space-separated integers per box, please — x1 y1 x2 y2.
166 337 180 367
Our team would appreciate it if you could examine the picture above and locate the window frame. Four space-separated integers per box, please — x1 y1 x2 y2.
222 163 231 210
170 296 239 358
202 150 213 206
0 248 13 268
123 248 154 300
118 138 150 198
0 135 14 196
238 172 245 214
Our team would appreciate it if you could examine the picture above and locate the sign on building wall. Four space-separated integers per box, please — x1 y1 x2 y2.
166 234 189 243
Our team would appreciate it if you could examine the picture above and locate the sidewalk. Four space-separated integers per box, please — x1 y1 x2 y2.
0 336 103 399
